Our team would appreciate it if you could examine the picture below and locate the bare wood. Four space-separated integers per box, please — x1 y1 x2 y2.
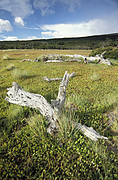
5 71 70 134
6 71 108 141
46 60 62 62
51 71 70 110
42 72 76 82
97 51 111 65
74 122 108 141
6 82 54 116
21 59 33 62
100 51 106 58
42 76 62 82
5 82 57 133
69 72 76 78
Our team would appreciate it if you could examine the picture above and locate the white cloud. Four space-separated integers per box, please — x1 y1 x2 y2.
23 36 38 40
59 0 81 12
41 20 101 38
33 0 81 15
0 0 33 18
1 35 38 41
0 0 81 17
41 18 118 38
15 17 25 26
33 0 55 16
3 36 18 41
0 19 12 33
24 27 40 30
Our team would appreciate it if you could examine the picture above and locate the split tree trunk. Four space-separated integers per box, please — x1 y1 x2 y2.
6 71 108 141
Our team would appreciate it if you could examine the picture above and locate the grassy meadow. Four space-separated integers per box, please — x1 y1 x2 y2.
0 49 118 179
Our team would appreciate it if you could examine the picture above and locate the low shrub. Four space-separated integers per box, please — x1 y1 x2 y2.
1 113 117 179
2 54 11 60
90 72 100 81
77 57 84 61
12 69 31 79
5 63 16 71
36 55 49 62
90 47 118 59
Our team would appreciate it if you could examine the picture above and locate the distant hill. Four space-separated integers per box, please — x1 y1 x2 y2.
0 33 118 50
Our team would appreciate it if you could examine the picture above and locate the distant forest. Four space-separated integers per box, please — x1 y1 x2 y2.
0 33 118 50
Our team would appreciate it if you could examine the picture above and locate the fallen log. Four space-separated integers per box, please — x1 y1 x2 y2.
42 76 62 82
69 72 76 78
6 71 108 141
96 51 111 65
42 72 76 82
65 59 82 62
46 60 62 63
5 82 57 133
21 59 33 62
74 123 108 141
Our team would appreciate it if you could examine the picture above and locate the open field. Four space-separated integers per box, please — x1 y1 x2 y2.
0 49 118 179
0 49 92 60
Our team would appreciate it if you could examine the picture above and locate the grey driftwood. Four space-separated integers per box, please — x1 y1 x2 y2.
42 72 76 82
6 71 108 141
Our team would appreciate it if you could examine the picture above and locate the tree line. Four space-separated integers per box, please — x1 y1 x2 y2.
0 33 118 50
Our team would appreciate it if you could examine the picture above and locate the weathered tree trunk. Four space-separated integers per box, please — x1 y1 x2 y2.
6 71 108 141
73 123 108 141
97 51 111 65
42 72 76 82
42 76 62 82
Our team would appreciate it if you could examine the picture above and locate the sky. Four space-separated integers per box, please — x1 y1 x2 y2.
0 0 118 41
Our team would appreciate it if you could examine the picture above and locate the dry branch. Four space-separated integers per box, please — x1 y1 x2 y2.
42 72 76 82
42 76 62 82
74 123 108 141
46 60 62 63
6 71 108 141
21 59 33 62
51 71 69 110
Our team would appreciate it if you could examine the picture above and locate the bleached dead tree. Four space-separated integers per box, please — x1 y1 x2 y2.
6 71 108 141
42 72 76 82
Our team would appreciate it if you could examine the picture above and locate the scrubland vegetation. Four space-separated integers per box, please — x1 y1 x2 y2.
0 49 118 179
90 46 118 60
0 33 118 50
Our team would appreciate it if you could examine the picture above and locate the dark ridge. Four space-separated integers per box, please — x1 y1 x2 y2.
0 33 118 50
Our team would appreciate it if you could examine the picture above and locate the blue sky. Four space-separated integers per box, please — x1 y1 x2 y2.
0 0 118 41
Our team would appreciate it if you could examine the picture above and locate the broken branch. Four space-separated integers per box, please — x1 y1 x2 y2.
42 72 76 82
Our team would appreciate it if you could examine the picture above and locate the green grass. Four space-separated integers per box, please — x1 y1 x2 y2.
12 69 31 79
4 63 16 71
2 54 11 60
0 49 118 179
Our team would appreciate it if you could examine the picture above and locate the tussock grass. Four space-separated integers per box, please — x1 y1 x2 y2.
12 69 31 79
27 114 47 139
5 63 16 71
90 72 100 81
2 54 11 60
8 105 23 118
